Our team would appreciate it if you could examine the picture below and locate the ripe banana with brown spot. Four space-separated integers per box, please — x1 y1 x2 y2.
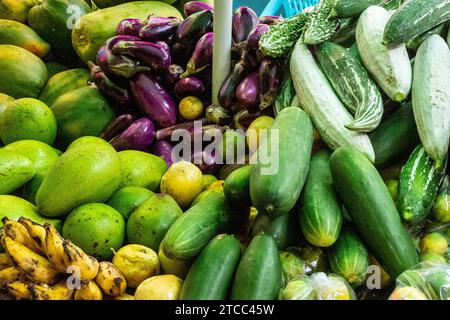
44 224 67 273
2 218 40 253
0 266 26 287
18 217 47 253
4 237 59 285
0 253 12 271
62 240 99 281
95 261 127 297
74 280 103 300
6 281 32 300
28 281 74 300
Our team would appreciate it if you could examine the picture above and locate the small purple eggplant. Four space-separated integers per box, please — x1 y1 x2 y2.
192 150 220 174
174 77 205 99
259 16 283 25
139 16 180 42
206 104 232 125
184 1 214 17
259 59 282 110
88 61 134 113
110 118 155 151
112 40 171 71
116 19 146 37
155 41 171 55
130 73 177 128
100 114 135 142
97 35 150 78
162 64 184 90
155 118 207 141
247 24 270 50
218 60 248 110
232 7 258 44
236 72 260 108
182 32 213 78
151 140 174 167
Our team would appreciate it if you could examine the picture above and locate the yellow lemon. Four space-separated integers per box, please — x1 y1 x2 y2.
246 116 274 153
179 96 203 120
134 274 183 300
419 232 448 255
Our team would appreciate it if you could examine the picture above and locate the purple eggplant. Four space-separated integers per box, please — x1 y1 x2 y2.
182 32 213 78
236 72 260 108
259 59 282 110
230 103 247 114
174 77 205 99
151 140 174 167
247 24 270 50
155 41 171 55
139 16 180 42
171 10 214 64
218 60 248 110
233 108 274 129
130 73 177 128
97 35 150 78
100 114 135 141
192 149 220 174
232 7 258 44
88 61 134 113
184 1 214 17
155 119 207 141
206 104 232 125
112 40 171 71
110 118 155 151
116 19 145 37
259 16 283 25
162 64 184 90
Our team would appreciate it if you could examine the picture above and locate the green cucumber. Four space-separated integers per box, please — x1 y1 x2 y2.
356 6 412 102
161 191 230 260
290 41 375 162
299 150 343 248
180 234 241 300
384 0 450 46
328 226 369 287
223 165 251 208
330 18 358 47
331 0 385 18
316 42 383 132
406 23 448 51
330 146 419 278
397 145 446 224
412 34 450 168
230 234 281 300
369 102 420 169
250 107 313 217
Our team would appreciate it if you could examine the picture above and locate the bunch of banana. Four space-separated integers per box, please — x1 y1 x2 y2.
95 262 127 297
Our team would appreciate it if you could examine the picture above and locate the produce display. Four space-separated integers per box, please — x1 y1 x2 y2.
0 0 449 302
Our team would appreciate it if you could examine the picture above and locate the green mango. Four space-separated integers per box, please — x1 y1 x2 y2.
107 186 154 219
50 86 115 149
0 93 14 117
127 193 183 252
66 136 114 152
36 140 121 217
45 61 69 78
118 150 168 191
0 149 36 194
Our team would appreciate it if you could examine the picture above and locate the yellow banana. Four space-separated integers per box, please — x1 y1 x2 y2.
4 237 60 285
74 280 103 300
18 217 47 253
2 218 40 253
62 240 99 281
0 266 26 286
6 281 31 300
44 224 67 273
28 280 74 300
95 261 127 297
0 252 12 270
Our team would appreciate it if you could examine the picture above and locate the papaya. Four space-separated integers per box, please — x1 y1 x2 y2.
39 68 90 106
0 0 35 23
72 1 182 62
0 93 13 116
66 136 115 151
0 149 36 195
50 86 115 149
0 45 47 98
0 19 50 57
36 140 122 217
28 0 92 62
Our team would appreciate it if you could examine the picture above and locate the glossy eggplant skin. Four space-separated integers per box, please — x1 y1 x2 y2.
162 64 184 90
112 40 171 71
236 72 260 108
233 108 274 129
139 16 180 42
151 140 174 167
259 59 282 110
232 7 259 44
184 1 214 17
110 117 155 151
100 114 135 142
174 77 205 99
247 24 270 50
116 19 145 37
192 150 220 174
183 32 214 78
155 119 208 141
130 73 177 128
218 60 248 110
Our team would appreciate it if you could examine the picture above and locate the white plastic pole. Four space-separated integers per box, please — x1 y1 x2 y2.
212 0 233 105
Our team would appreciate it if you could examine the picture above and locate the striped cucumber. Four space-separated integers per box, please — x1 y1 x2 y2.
406 23 448 51
384 0 450 46
398 145 446 224
330 146 419 278
328 225 369 288
356 6 412 102
290 40 375 162
250 107 313 218
330 18 358 47
316 42 384 132
412 34 450 168
299 150 343 248
180 234 241 300
274 67 296 116
331 0 386 18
